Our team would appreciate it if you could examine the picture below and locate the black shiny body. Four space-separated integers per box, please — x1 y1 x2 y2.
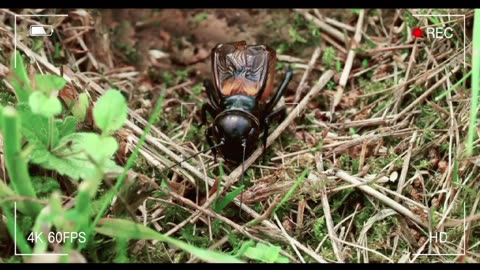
201 41 293 164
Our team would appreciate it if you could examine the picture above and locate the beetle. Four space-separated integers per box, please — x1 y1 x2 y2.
201 40 293 165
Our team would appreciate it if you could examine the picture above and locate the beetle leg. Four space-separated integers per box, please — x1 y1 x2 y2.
200 103 218 126
264 66 293 114
261 106 287 162
205 125 217 163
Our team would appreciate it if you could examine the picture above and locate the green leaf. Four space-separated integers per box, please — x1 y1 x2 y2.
234 240 255 258
31 176 61 198
95 218 244 263
1 106 42 216
0 179 16 201
29 92 62 117
191 83 203 95
72 93 89 121
85 135 119 164
336 60 342 72
55 133 118 164
243 242 289 263
288 26 307 44
427 16 441 25
435 70 472 101
17 103 58 149
11 52 30 86
34 74 67 94
213 185 244 213
38 148 121 181
56 116 78 138
362 59 369 68
37 132 121 181
30 145 51 164
274 168 309 214
192 12 208 24
351 9 361 15
9 51 32 103
93 89 128 135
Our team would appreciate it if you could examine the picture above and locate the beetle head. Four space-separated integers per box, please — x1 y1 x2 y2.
213 110 260 163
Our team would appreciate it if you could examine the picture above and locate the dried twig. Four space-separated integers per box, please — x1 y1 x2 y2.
246 195 283 226
295 199 306 236
331 10 364 115
396 131 417 200
393 65 461 122
332 169 428 229
293 47 322 104
272 214 328 263
278 54 308 63
320 13 356 32
70 27 99 70
355 209 398 263
392 39 418 113
164 188 254 239
273 214 306 263
294 9 345 43
321 186 344 262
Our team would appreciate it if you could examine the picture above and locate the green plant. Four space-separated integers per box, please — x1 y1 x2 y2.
95 218 243 263
0 51 243 263
288 26 308 44
234 241 289 263
191 12 208 26
467 9 480 156
1 106 42 216
322 47 336 69
212 161 245 213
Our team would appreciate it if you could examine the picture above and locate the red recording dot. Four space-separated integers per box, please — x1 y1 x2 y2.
412 28 423 38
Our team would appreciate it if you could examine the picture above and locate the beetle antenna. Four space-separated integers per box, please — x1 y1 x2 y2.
239 139 247 219
159 141 224 175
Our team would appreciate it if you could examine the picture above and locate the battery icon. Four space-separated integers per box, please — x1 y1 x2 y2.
29 25 54 37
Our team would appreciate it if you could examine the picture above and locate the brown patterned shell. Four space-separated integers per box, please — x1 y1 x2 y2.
211 41 277 102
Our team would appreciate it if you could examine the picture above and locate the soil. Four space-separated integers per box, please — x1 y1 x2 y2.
95 9 293 72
